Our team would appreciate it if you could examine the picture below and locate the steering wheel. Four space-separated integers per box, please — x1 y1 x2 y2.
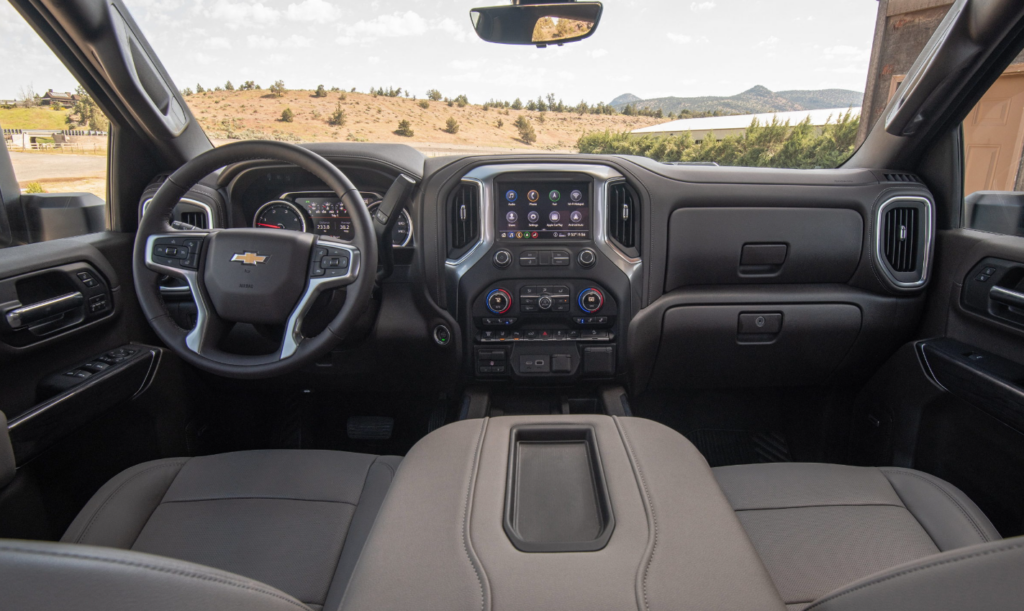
133 141 378 379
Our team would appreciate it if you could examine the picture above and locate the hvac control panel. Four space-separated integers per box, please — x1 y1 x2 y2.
470 280 617 380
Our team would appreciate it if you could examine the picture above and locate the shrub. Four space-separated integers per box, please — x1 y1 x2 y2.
455 94 468 108
328 103 346 126
25 182 46 194
225 81 234 90
330 86 340 92
269 80 286 97
239 81 257 91
426 89 442 101
50 102 62 111
280 108 295 122
537 112 546 123
446 98 454 107
514 116 536 144
511 98 523 110
418 100 430 109
496 118 504 128
395 120 414 137
314 84 328 98
182 87 193 96
196 83 206 93
444 117 460 134
339 92 347 101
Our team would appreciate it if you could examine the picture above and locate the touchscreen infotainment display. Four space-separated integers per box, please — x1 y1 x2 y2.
495 181 591 241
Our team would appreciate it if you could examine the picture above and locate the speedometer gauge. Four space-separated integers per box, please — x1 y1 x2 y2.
253 200 307 232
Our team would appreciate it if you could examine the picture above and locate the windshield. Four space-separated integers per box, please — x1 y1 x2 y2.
3 0 879 168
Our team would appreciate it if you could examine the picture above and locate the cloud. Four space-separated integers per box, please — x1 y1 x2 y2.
246 35 279 49
588 49 608 58
286 34 314 48
690 2 716 12
367 56 381 65
204 37 231 49
667 33 692 44
286 0 341 22
754 36 780 49
207 1 280 29
352 10 428 38
823 45 870 61
449 59 486 70
434 17 469 43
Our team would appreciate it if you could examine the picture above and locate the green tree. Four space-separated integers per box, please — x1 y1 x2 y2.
270 80 286 97
280 108 295 122
196 83 206 93
239 81 257 91
426 89 443 101
511 98 523 110
418 100 430 109
514 116 536 144
395 120 414 137
225 81 235 91
327 103 346 126
66 87 108 131
444 117 460 134
314 84 328 98
455 94 469 108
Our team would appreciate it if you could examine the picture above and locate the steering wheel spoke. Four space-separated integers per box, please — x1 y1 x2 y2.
281 239 361 359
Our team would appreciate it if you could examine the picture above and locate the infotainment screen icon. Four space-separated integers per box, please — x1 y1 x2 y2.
496 180 590 241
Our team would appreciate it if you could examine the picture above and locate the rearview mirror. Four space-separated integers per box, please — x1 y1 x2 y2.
470 2 603 47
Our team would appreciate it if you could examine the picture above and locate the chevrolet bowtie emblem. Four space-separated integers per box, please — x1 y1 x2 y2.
231 252 268 265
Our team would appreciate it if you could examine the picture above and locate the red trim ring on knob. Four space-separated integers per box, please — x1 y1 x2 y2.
486 288 513 315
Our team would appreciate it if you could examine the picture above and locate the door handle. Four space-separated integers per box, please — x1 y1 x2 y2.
4 292 84 330
990 286 1024 310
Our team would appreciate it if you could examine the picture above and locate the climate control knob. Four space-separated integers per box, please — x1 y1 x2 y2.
493 249 512 268
486 288 512 315
538 295 553 310
578 288 604 313
578 248 597 268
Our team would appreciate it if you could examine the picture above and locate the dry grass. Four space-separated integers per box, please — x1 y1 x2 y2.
19 176 106 200
187 89 663 151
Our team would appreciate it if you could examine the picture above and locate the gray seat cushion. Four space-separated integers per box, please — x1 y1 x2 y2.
62 450 401 611
713 463 1000 611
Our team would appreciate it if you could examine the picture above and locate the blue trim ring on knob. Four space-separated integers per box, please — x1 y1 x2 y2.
578 288 604 313
486 288 513 314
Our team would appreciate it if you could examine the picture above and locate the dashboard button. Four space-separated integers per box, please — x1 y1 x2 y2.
486 289 512 315
493 249 512 268
578 288 604 314
578 248 597 268
538 296 553 310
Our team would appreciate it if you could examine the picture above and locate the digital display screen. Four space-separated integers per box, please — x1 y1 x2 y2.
295 196 353 240
495 181 590 241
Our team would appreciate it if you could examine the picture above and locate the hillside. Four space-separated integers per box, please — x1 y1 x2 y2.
184 89 664 152
0 106 71 130
611 85 863 115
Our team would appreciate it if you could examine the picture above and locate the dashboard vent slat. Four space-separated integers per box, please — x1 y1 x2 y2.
883 206 918 272
608 182 638 251
180 210 208 229
884 173 920 183
448 183 479 256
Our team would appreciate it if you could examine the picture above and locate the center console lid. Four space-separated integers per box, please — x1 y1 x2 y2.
340 415 785 611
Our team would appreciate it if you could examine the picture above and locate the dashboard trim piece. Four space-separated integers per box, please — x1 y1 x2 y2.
141 197 215 229
874 195 934 289
444 164 643 317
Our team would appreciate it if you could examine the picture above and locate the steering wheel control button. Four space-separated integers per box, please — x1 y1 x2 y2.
486 288 512 315
578 248 597 268
152 236 202 268
433 325 452 346
579 288 604 314
314 245 351 278
493 249 512 268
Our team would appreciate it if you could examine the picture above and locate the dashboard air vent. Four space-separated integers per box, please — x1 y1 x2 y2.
882 206 919 272
608 182 638 254
884 173 920 183
448 182 479 257
180 210 208 229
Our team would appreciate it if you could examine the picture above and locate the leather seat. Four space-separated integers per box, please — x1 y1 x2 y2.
60 449 400 611
713 463 1002 611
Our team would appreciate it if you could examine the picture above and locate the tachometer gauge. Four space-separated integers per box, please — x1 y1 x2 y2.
253 200 308 232
368 203 414 247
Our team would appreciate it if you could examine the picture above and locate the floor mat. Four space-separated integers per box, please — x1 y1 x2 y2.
686 429 792 467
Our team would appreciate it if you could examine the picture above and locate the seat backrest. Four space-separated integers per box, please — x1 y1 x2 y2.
0 540 310 611
806 537 1024 611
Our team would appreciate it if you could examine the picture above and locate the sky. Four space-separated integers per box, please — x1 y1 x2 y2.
0 0 879 104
